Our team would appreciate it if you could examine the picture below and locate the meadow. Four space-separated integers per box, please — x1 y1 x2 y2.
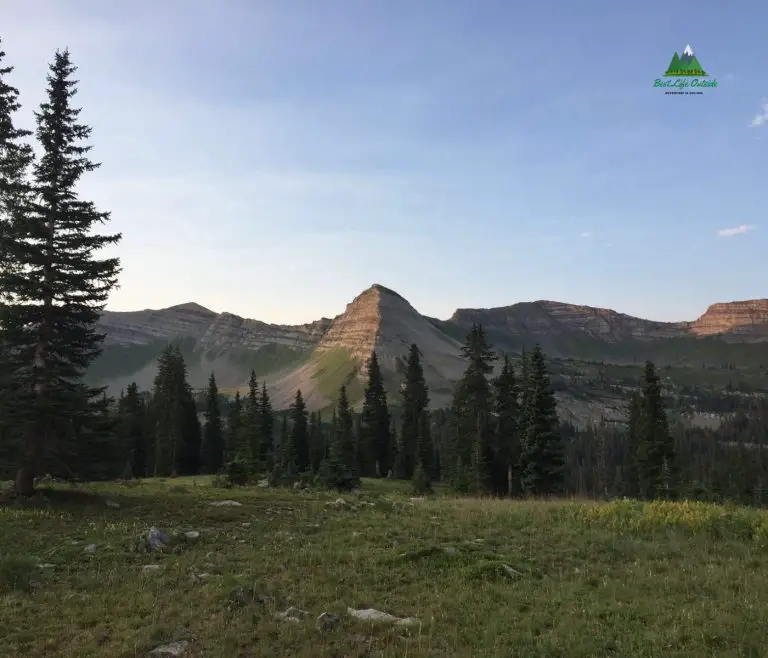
2 478 768 657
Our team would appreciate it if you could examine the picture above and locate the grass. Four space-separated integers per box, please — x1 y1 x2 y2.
310 347 363 403
3 480 768 657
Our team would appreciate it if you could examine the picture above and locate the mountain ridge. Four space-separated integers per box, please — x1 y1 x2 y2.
91 285 768 421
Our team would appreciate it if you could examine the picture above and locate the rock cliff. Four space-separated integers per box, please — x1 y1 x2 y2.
690 300 768 340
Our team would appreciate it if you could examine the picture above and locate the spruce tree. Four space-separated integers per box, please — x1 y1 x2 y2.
360 351 391 477
493 354 519 496
118 382 147 478
201 372 224 474
273 413 295 484
519 345 564 496
413 410 433 492
448 324 495 493
290 389 310 472
244 371 262 466
635 361 677 499
400 344 429 479
308 411 325 473
228 391 243 462
318 386 359 490
179 382 201 475
624 391 643 497
1 49 121 493
259 382 274 469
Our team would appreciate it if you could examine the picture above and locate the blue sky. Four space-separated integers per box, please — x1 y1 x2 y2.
2 0 766 323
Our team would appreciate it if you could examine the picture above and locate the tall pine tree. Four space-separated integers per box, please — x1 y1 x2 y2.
519 345 564 496
448 324 496 493
399 344 429 480
290 389 309 472
244 370 261 466
493 354 519 496
1 49 121 493
118 382 146 478
201 372 224 474
634 361 677 499
360 351 390 477
259 382 274 469
0 39 34 474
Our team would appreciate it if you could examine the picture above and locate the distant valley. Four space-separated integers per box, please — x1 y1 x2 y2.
90 285 768 426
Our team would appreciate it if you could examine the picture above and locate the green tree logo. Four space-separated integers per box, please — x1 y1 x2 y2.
664 44 708 77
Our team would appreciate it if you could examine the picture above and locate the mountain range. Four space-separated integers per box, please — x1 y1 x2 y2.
90 284 768 423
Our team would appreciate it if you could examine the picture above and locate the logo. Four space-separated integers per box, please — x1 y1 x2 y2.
654 44 718 95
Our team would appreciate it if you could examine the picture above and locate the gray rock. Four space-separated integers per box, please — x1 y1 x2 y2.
142 564 162 574
84 544 96 553
257 479 269 488
316 611 341 630
147 640 189 656
183 531 200 543
443 546 458 556
105 499 120 509
147 527 169 550
347 607 420 626
37 563 55 569
502 564 523 578
275 606 309 622
209 500 242 507
396 617 421 627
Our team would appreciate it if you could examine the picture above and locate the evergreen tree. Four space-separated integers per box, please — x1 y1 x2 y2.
244 370 262 466
624 391 643 497
118 382 147 478
1 50 121 493
308 411 325 473
400 344 429 479
290 389 310 472
146 346 197 476
519 345 564 496
259 382 274 469
635 361 677 499
317 386 359 490
493 354 519 496
414 410 433 491
201 372 224 474
448 324 495 493
360 351 390 477
178 383 201 475
228 391 243 462
273 413 295 483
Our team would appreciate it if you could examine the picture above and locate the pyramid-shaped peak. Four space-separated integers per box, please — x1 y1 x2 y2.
362 283 408 301
683 44 694 56
167 302 216 315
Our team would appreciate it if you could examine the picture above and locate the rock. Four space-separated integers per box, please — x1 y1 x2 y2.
189 572 210 584
37 563 55 569
257 479 269 488
147 528 169 550
84 544 96 553
347 607 421 626
142 564 162 574
409 497 425 503
443 546 458 556
275 606 309 622
241 522 251 527
502 564 523 578
105 500 120 509
209 500 242 507
147 640 189 656
183 531 200 543
326 498 347 508
316 612 341 630
347 607 399 623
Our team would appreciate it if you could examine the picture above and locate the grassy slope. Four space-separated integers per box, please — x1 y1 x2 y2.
3 479 768 657
310 348 363 405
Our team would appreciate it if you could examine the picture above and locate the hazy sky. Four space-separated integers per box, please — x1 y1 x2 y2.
2 1 766 323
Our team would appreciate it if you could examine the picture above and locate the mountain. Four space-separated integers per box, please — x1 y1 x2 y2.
89 286 768 423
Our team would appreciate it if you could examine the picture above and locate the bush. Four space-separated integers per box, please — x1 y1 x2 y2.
314 457 359 492
220 456 252 487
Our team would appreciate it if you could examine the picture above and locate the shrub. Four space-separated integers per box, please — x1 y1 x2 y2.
314 457 358 492
220 456 252 487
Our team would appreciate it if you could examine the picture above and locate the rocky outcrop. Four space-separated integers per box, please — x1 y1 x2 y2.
98 302 217 346
690 300 768 340
449 301 689 343
199 313 331 355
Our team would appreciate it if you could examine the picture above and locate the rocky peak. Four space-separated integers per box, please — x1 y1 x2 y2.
317 284 414 360
690 300 768 339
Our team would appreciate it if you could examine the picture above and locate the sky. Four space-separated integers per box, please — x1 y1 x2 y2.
2 0 766 324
